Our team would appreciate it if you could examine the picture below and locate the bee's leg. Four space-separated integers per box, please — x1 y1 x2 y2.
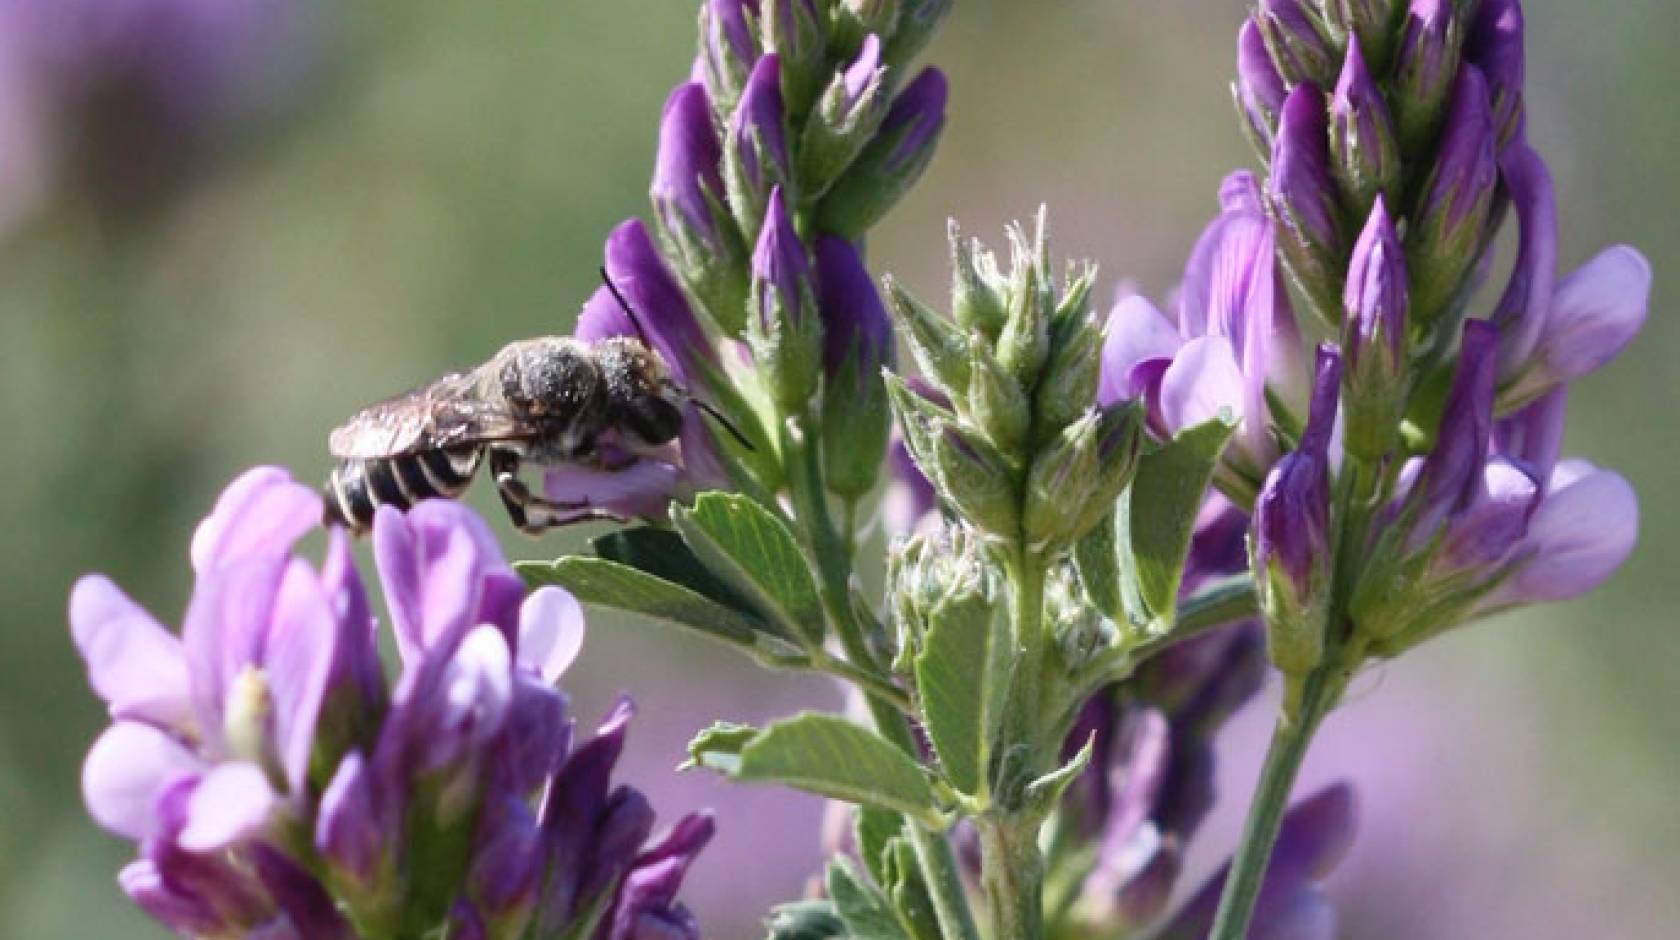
488 448 623 534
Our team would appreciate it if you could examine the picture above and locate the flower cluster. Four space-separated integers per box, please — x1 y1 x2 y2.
72 468 710 939
546 0 952 522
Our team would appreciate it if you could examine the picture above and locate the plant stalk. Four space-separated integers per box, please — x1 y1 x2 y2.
1207 667 1338 940
784 415 982 940
977 815 1045 940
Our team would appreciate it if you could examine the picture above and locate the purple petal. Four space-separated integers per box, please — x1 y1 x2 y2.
879 68 948 173
70 575 192 730
1436 457 1541 572
1253 885 1337 940
1494 387 1567 484
430 625 515 770
500 672 572 794
543 459 683 520
372 502 506 665
119 859 226 936
1159 337 1247 442
1537 246 1650 383
179 761 278 851
518 586 586 684
1492 462 1638 606
1100 295 1182 407
603 219 719 385
471 794 543 915
265 559 338 795
1490 144 1558 380
82 722 205 840
179 555 288 756
651 82 724 246
751 186 814 330
815 235 893 380
251 845 354 940
1413 320 1499 530
190 466 321 574
316 751 380 884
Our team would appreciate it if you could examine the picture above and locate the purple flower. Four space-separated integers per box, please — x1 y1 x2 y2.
1411 320 1500 537
814 66 948 238
1255 0 1336 87
1479 458 1638 610
1102 172 1308 490
1269 84 1343 314
699 0 761 113
72 468 710 939
725 52 790 229
1500 245 1651 407
1466 0 1526 149
1393 0 1461 152
1407 65 1498 325
1235 17 1287 152
1329 39 1399 211
748 186 824 409
816 236 892 387
1253 347 1339 636
583 219 720 389
1488 142 1558 384
1342 197 1406 381
878 68 949 177
651 82 728 258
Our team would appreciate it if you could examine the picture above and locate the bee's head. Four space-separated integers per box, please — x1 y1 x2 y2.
596 336 686 448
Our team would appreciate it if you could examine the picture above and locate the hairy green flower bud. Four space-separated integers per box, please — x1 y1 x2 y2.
798 35 892 199
831 0 900 57
884 274 971 397
1034 287 1104 439
933 422 1020 539
816 68 947 239
883 0 952 67
764 0 828 120
994 247 1052 387
950 221 1008 340
967 338 1031 456
1022 403 1143 554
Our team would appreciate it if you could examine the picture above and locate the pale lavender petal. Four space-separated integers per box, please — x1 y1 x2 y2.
1494 387 1567 483
190 466 321 573
518 586 586 684
69 575 192 730
1437 458 1540 571
119 859 225 937
316 751 379 884
542 460 683 520
180 555 289 752
373 502 501 664
1099 295 1182 407
1178 206 1269 340
1538 246 1650 382
427 625 515 771
1159 337 1246 441
179 761 277 851
266 559 337 795
83 721 204 840
1493 463 1638 605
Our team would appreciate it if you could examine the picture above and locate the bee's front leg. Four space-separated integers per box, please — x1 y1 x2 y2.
487 448 622 534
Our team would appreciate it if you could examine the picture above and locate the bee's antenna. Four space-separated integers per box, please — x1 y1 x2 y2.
600 267 655 351
691 398 757 453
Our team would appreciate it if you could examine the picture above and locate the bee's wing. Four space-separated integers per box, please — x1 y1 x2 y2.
328 370 533 458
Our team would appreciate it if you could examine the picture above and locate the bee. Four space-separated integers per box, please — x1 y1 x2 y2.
324 273 746 535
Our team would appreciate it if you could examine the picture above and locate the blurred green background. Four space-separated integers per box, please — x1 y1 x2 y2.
1 1 1674 937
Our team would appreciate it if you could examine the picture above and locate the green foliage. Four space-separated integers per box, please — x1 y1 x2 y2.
1117 415 1238 628
672 493 826 646
687 713 943 827
914 597 1008 799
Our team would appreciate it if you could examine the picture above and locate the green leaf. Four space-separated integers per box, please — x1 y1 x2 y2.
716 713 941 825
765 899 847 940
591 526 764 618
1072 509 1123 621
827 858 908 940
883 838 943 940
518 556 763 650
913 600 1007 798
673 493 825 645
855 807 905 889
683 721 761 775
1023 733 1095 821
1119 415 1237 627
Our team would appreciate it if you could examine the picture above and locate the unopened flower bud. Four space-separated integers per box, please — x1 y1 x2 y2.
1466 0 1525 152
1406 65 1497 330
832 0 900 57
1324 0 1399 72
1329 40 1400 217
699 0 761 117
816 237 894 497
1034 305 1105 440
1392 0 1463 157
799 35 892 198
1269 84 1345 323
932 422 1020 539
1256 0 1338 88
1340 197 1407 461
994 218 1054 386
1234 17 1288 156
724 53 792 237
884 274 970 397
950 221 1008 339
883 0 952 67
967 339 1031 455
816 67 947 239
651 82 749 332
1252 347 1339 687
748 187 823 411
763 0 826 119
1023 403 1143 553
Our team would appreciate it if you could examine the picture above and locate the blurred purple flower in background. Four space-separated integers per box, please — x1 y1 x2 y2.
72 468 711 938
0 0 327 228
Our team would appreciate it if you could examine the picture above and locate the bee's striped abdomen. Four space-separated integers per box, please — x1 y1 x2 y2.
323 446 482 534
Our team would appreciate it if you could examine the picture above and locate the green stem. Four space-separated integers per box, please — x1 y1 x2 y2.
1207 668 1339 940
977 816 1045 940
784 415 981 940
